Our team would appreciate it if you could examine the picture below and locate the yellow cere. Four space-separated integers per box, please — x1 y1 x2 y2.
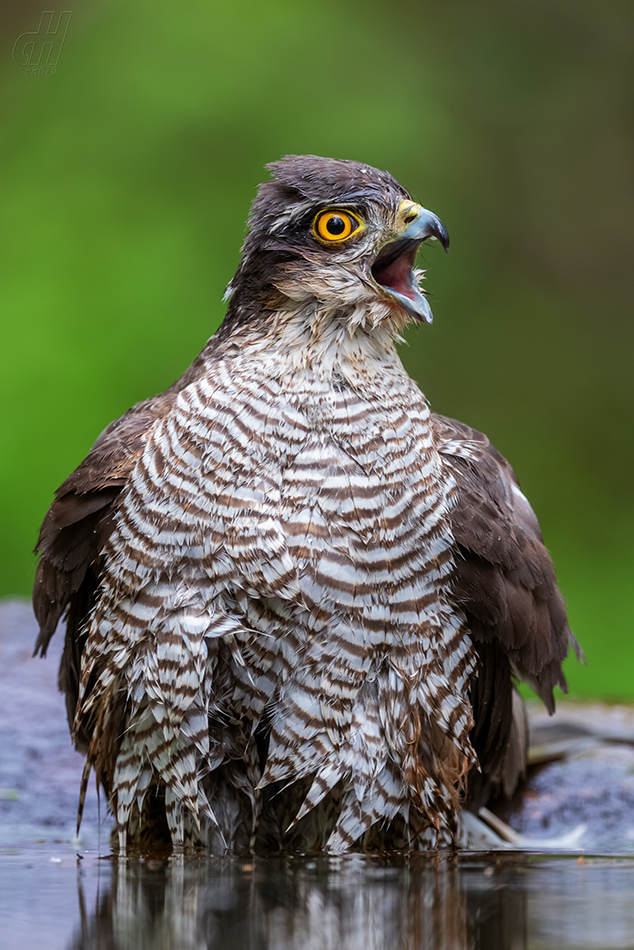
313 209 362 243
398 200 423 226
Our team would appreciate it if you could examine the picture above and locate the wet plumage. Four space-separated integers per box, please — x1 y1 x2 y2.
33 155 579 852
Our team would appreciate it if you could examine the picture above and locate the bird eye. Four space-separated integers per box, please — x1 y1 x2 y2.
313 209 362 243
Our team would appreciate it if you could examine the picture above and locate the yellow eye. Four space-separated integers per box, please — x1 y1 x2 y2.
313 209 362 243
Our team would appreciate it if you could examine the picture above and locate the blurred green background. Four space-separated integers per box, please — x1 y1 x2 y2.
0 0 632 697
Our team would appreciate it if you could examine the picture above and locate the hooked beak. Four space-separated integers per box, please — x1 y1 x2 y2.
371 203 449 324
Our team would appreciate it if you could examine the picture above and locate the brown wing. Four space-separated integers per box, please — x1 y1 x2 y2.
32 347 214 736
431 413 582 803
33 392 182 742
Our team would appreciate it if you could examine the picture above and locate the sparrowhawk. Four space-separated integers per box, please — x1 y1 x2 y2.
34 155 579 853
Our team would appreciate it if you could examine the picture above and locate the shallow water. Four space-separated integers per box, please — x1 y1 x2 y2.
2 846 634 950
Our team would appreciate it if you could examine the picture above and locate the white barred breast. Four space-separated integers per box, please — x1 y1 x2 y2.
76 339 476 851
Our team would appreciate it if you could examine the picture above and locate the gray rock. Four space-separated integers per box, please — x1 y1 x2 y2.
0 598 111 848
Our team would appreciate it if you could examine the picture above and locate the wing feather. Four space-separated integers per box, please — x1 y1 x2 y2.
33 349 213 655
432 413 582 803
32 392 183 741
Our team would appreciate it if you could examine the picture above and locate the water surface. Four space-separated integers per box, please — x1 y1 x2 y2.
2 846 634 950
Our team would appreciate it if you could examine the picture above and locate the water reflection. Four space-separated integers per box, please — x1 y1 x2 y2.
61 852 634 950
70 853 487 950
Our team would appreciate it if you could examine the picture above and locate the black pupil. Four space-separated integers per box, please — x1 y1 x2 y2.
326 215 346 235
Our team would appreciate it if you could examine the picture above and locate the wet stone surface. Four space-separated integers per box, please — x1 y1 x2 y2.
0 599 108 849
496 702 634 853
499 743 634 852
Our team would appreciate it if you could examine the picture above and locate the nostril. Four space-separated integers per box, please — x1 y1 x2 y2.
403 209 419 225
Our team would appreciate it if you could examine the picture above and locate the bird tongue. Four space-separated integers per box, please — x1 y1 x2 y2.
371 239 420 300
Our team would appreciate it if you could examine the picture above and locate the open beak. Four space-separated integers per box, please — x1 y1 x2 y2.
371 205 449 324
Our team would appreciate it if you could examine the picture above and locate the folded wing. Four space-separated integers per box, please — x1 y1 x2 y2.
432 413 582 803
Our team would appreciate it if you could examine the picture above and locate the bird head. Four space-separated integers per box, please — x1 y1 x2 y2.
221 155 449 342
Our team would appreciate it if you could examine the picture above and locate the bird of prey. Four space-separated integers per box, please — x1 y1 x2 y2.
33 155 579 854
